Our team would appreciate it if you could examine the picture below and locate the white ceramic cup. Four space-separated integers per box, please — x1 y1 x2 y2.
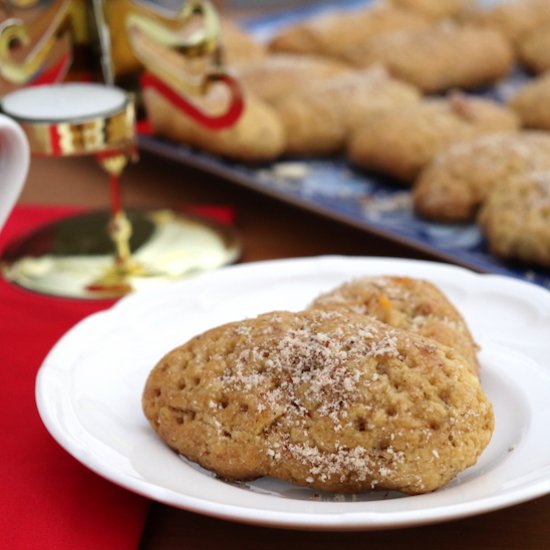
0 113 30 233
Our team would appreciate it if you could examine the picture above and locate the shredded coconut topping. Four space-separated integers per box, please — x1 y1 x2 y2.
284 442 406 484
222 314 401 419
217 312 412 485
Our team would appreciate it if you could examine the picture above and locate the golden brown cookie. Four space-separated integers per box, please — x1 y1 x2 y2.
220 20 267 65
479 171 550 267
143 309 493 494
269 4 429 59
518 25 550 74
143 87 286 163
234 53 350 105
390 0 473 20
460 0 550 46
342 22 514 93
347 95 520 183
509 72 550 130
413 132 550 222
273 67 420 156
309 276 479 376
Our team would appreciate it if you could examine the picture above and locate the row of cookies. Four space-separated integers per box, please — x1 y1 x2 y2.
266 0 550 268
142 1 550 269
143 275 492 494
270 2 515 94
272 0 550 72
144 0 528 162
350 80 550 267
413 132 550 267
144 58 519 163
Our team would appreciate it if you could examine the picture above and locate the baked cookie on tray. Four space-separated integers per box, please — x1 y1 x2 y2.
459 0 550 46
413 132 550 222
143 309 493 494
273 67 420 156
389 0 472 20
479 171 550 268
342 22 514 94
309 275 479 376
509 72 550 131
143 87 286 163
234 53 351 105
269 4 429 59
518 25 550 74
220 19 267 64
347 95 520 183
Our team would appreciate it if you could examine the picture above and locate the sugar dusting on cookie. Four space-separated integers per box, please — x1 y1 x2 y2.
143 307 493 494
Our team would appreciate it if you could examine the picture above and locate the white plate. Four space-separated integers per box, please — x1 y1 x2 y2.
36 256 550 530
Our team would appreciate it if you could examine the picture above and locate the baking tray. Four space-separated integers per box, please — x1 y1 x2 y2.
138 0 550 290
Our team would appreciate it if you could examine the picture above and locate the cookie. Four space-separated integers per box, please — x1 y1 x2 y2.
143 87 286 163
269 4 428 59
143 309 493 494
413 132 550 222
220 20 267 65
460 0 550 46
509 72 550 130
309 276 479 375
518 25 550 74
479 171 550 267
273 67 420 156
342 22 514 93
234 53 350 105
347 95 520 183
389 0 472 20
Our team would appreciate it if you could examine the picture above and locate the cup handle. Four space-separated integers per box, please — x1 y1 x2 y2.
0 114 30 233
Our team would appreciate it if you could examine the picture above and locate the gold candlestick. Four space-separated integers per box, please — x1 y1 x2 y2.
0 82 240 298
0 1 243 298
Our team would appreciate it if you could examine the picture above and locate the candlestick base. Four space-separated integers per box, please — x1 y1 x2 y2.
0 209 241 299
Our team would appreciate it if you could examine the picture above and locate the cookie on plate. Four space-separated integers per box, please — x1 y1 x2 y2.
143 87 286 163
413 132 550 222
460 0 550 46
509 72 550 130
389 0 472 20
269 4 429 59
273 67 420 156
234 53 350 105
143 309 493 494
347 95 520 183
342 22 514 93
309 275 479 375
479 171 550 267
518 25 550 74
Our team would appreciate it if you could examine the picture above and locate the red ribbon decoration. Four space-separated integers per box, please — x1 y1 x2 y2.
48 124 63 156
141 71 244 131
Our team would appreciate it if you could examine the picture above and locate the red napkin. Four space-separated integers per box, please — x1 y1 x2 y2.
0 204 234 549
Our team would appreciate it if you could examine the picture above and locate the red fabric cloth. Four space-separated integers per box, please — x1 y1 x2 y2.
0 205 147 549
0 204 233 549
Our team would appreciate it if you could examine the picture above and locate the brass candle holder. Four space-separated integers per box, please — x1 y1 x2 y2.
0 82 240 298
0 1 244 298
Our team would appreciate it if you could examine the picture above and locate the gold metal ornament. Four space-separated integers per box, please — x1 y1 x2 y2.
1 81 241 298
0 2 243 299
0 0 77 88
101 0 220 78
11 95 135 156
1 208 241 298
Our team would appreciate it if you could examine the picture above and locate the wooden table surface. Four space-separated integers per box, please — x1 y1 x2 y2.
19 150 550 550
